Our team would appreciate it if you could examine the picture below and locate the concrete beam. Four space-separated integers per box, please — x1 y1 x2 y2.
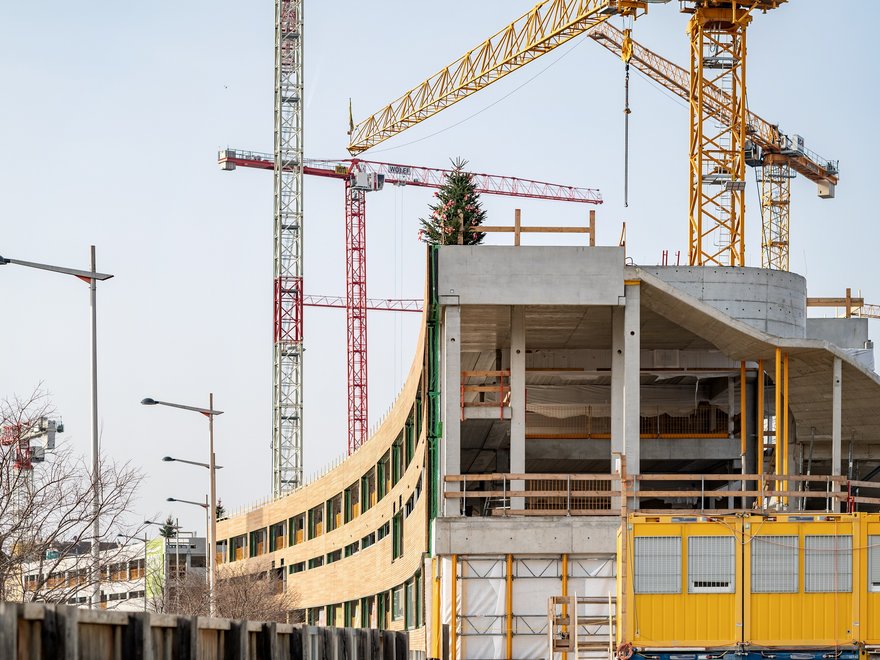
832 356 842 487
433 516 619 556
525 437 742 462
438 246 625 306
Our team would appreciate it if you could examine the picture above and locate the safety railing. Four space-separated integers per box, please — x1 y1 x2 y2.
443 473 880 516
460 370 510 420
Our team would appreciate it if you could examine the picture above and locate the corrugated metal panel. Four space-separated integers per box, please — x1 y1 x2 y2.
804 535 852 593
634 537 681 594
688 536 734 593
751 535 798 593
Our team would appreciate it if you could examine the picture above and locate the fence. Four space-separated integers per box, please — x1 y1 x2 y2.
0 602 408 660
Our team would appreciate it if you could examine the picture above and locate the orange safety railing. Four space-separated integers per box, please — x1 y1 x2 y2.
461 370 510 420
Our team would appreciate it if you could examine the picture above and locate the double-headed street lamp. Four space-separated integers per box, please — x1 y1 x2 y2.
1 247 113 609
142 395 222 616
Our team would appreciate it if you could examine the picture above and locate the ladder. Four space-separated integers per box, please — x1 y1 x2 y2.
548 594 617 659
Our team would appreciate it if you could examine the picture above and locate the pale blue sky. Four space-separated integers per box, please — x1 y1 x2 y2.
2 2 877 534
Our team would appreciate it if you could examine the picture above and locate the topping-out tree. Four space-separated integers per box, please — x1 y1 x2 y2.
418 158 486 245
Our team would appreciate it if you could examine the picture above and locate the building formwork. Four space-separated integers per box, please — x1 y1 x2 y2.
217 245 880 660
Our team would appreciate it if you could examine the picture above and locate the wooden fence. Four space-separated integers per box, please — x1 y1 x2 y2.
0 602 408 660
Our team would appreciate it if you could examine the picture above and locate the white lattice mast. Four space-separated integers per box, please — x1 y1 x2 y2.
272 0 304 497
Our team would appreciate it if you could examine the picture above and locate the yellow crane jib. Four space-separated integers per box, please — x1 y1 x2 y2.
347 0 668 156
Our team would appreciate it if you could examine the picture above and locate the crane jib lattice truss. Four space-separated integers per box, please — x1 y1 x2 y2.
220 148 600 456
347 0 837 271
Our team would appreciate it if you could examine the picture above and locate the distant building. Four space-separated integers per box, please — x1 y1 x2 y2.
19 533 206 611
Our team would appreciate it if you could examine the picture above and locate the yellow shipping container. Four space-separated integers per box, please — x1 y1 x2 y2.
620 513 880 651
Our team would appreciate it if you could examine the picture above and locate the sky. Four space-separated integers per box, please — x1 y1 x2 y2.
1 2 878 536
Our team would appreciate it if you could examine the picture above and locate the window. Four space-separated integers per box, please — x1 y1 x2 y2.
870 536 880 592
289 562 305 574
361 596 373 628
230 535 246 562
392 439 403 485
405 579 415 629
327 550 342 564
391 586 404 621
377 522 390 541
326 604 337 627
269 521 286 552
190 555 206 568
249 528 267 557
392 511 404 560
688 536 735 593
362 470 376 512
634 536 681 594
405 419 415 467
345 541 359 558
361 532 376 549
805 535 852 593
308 556 324 570
308 505 324 539
752 535 798 593
290 514 305 546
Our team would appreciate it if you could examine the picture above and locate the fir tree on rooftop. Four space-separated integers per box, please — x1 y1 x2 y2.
419 157 486 245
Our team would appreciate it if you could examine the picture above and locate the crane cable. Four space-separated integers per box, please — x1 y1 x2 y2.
622 28 634 208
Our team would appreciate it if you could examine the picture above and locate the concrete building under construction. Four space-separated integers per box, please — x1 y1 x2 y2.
217 244 880 660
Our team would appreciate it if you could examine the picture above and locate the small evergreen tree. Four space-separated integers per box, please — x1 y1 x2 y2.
419 158 486 245
158 516 178 539
216 500 226 521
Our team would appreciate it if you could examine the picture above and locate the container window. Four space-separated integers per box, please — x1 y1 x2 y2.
634 536 681 594
870 536 880 592
805 535 852 593
751 535 798 593
688 536 735 593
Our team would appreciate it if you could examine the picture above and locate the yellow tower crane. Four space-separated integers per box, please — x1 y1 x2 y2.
347 0 837 269
587 22 838 271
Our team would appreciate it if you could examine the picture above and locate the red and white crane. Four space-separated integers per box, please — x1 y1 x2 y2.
219 147 602 469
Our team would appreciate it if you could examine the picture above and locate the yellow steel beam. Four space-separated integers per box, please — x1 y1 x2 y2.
506 554 513 660
757 359 764 507
451 555 458 660
348 0 621 155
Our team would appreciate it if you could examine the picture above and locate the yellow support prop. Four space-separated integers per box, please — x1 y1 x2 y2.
451 555 458 660
775 348 782 494
506 554 513 660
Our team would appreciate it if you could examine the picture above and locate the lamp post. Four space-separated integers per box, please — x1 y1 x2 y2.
142 395 222 616
1 247 114 609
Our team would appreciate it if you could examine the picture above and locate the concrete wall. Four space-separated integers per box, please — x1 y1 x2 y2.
807 318 870 349
438 246 625 306
642 266 807 338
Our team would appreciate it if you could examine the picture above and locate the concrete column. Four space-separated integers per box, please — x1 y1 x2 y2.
624 283 641 481
831 357 842 502
611 307 625 459
442 305 462 516
510 306 526 511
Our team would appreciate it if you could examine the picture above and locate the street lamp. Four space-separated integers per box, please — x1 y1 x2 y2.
1 247 113 609
143 395 222 616
162 456 224 470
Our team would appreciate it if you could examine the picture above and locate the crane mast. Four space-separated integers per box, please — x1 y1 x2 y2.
273 0 304 497
686 3 754 267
